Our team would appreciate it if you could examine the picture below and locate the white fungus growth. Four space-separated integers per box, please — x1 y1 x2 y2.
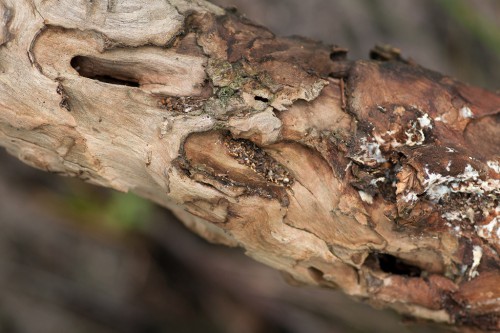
373 129 402 148
434 115 447 123
446 147 456 153
370 177 386 186
371 113 433 149
423 164 500 202
469 245 482 279
442 211 463 222
358 191 374 204
402 191 418 203
403 113 432 147
423 167 452 201
354 138 387 164
487 161 500 174
446 161 452 172
463 164 479 180
460 106 474 119
427 185 451 201
476 216 500 240
404 122 426 147
417 113 433 129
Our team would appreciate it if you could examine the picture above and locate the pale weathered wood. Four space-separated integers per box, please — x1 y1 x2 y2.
0 0 499 330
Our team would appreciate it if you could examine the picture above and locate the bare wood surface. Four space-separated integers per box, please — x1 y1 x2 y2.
0 0 498 330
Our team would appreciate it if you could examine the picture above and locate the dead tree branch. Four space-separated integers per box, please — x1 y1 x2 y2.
0 0 498 330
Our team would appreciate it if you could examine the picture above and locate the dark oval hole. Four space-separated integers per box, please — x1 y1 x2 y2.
365 252 422 277
254 95 269 103
330 46 348 61
70 56 140 88
307 267 325 283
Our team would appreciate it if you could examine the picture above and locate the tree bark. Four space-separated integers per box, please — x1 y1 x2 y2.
0 0 499 330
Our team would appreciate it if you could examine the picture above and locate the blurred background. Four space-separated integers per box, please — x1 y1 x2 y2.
0 1 499 332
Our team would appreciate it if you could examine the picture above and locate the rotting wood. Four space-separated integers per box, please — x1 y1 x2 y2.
0 0 498 331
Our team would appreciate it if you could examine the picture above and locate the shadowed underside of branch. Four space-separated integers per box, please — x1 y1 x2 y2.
0 0 499 331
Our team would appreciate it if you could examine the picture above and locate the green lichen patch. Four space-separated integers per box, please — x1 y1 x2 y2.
217 86 236 102
206 58 235 87
206 58 251 91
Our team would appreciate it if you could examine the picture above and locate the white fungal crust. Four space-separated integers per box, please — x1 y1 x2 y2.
423 164 500 202
358 190 374 204
342 59 500 329
476 215 500 247
460 106 474 119
352 137 387 165
487 161 500 174
370 110 433 151
422 164 499 241
417 113 433 128
469 245 482 279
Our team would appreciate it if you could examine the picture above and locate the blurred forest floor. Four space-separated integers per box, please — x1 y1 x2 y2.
0 1 499 332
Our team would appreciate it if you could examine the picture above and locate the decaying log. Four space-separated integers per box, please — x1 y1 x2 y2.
0 0 498 330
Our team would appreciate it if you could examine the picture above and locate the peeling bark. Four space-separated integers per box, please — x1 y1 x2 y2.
0 0 498 331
